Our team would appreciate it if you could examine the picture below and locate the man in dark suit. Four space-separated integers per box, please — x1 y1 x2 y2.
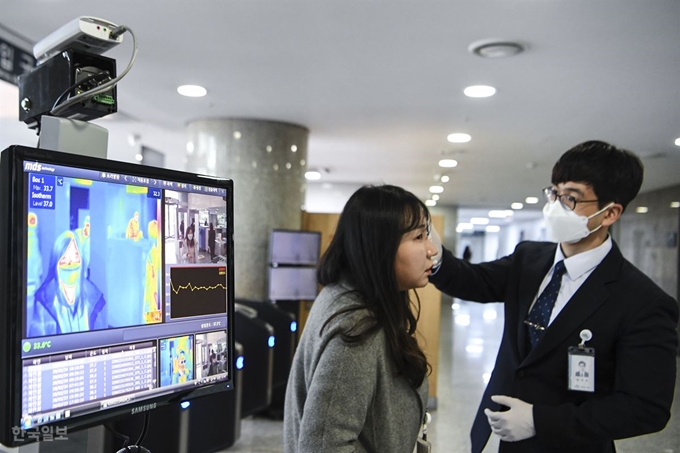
429 141 678 453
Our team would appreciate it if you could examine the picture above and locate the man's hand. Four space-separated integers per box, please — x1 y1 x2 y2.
484 395 536 442
428 223 443 271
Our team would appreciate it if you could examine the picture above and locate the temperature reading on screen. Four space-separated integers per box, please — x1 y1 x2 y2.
29 174 56 210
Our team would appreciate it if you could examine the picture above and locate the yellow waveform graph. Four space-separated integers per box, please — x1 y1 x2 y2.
170 280 227 295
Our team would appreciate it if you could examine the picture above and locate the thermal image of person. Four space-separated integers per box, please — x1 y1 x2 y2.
75 215 91 278
30 231 107 337
173 350 190 384
126 211 144 241
26 212 44 303
144 220 161 323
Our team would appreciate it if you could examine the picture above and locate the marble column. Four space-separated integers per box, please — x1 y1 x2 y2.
185 119 309 300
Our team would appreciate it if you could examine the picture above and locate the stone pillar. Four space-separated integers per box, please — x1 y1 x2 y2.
186 119 309 300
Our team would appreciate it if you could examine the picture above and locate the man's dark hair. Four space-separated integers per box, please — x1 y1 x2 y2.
551 140 643 212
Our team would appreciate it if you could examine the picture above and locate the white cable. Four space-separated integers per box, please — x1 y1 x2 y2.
50 25 138 117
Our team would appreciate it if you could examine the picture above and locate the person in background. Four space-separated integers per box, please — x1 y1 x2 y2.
126 211 143 241
463 245 472 262
184 225 197 264
284 185 437 453
429 140 678 453
208 222 216 261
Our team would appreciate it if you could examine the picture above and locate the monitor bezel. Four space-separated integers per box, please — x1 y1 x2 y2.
0 145 236 446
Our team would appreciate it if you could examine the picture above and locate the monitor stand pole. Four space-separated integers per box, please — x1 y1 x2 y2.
37 116 108 158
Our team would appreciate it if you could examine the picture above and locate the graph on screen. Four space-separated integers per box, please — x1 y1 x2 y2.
169 266 227 319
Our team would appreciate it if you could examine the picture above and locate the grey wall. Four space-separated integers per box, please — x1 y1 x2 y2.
613 184 680 352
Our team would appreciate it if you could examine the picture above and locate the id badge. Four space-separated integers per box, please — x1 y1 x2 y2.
568 345 595 392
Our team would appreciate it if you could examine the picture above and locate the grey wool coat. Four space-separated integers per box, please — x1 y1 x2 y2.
283 283 429 453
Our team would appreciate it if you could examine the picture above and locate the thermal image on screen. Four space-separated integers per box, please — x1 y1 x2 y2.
7 150 233 441
159 335 195 387
25 175 162 337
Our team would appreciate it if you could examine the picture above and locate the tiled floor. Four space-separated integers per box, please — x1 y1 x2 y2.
224 298 680 453
30 298 680 453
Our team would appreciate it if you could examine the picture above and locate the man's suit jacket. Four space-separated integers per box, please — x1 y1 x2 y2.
430 240 678 453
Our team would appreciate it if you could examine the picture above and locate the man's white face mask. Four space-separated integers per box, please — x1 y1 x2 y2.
543 200 614 244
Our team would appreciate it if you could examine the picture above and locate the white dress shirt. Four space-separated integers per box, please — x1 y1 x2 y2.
529 236 613 325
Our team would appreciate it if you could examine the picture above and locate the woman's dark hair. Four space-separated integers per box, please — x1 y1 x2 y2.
551 140 643 212
318 184 430 388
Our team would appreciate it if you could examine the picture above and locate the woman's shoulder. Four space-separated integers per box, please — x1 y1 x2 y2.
316 283 364 316
311 284 380 338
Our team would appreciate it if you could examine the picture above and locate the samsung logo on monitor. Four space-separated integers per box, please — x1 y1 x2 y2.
24 162 56 173
130 402 157 415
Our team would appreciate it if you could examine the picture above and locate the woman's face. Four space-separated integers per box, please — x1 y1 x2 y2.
394 219 437 291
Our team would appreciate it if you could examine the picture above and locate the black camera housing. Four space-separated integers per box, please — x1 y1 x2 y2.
18 48 117 129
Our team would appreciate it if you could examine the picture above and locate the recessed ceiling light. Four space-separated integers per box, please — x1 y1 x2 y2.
186 142 194 153
511 202 524 210
440 175 450 183
464 85 496 98
439 159 458 168
470 217 489 225
233 131 241 139
525 197 539 204
675 138 680 146
425 200 437 207
291 145 298 152
636 206 648 213
135 153 143 162
432 194 440 201
457 223 473 230
469 40 526 59
447 133 471 143
670 201 680 208
304 171 321 180
429 185 444 194
177 85 207 97
486 225 501 233
489 210 510 218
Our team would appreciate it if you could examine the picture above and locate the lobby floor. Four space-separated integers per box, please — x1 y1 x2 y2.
225 298 680 453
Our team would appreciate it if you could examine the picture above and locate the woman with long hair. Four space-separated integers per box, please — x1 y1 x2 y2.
284 185 438 452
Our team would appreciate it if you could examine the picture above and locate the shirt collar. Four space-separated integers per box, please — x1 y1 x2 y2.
553 235 613 280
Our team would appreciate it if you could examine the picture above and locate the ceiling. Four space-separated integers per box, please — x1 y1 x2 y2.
1 0 680 219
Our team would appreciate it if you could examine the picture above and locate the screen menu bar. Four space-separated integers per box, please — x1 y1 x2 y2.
22 160 228 196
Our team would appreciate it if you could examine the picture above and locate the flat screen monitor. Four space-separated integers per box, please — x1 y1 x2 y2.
268 230 321 266
0 145 235 446
267 267 318 301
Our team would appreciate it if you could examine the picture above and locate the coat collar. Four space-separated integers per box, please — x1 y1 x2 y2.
518 241 624 367
516 243 556 360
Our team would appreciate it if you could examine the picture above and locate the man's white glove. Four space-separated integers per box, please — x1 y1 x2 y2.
427 223 443 271
484 395 536 442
